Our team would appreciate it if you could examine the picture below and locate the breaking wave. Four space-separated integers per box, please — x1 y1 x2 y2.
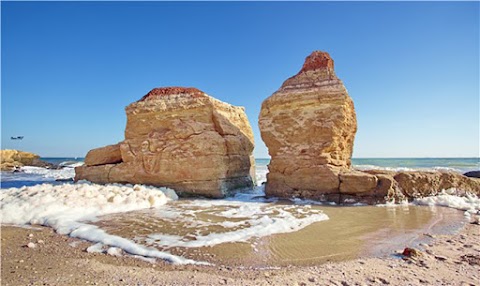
0 182 205 264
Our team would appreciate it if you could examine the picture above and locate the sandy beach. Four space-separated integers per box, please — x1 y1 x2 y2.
2 2 479 286
1 221 478 286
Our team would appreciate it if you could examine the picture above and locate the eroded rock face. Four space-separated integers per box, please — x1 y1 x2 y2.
259 51 357 197
75 87 255 198
259 51 480 204
84 144 122 166
0 149 53 171
393 171 480 198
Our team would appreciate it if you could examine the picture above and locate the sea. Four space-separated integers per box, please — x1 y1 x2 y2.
1 158 479 266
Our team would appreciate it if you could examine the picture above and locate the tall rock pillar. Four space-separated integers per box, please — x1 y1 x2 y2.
259 51 357 198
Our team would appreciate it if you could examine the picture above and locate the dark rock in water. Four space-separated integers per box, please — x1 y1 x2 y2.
55 178 74 182
58 161 80 169
464 171 480 178
31 159 57 169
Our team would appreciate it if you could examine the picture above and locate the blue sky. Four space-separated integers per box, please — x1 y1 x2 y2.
2 1 479 158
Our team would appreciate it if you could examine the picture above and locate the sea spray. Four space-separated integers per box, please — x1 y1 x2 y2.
0 182 330 264
0 182 207 264
414 191 480 215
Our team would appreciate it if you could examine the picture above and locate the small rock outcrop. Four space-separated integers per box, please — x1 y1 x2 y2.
0 149 53 171
362 169 480 203
259 51 357 198
84 143 122 166
75 87 255 198
464 171 480 179
393 171 480 198
259 51 480 204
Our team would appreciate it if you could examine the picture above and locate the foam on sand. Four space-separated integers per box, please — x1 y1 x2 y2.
142 205 328 249
1 182 330 264
0 182 205 264
132 187 329 249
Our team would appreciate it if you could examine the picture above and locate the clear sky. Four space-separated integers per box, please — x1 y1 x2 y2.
1 1 479 158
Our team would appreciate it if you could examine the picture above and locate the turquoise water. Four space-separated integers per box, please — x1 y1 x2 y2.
255 158 479 173
352 158 479 173
41 157 85 165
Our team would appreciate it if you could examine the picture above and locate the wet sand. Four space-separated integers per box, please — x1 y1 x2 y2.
1 208 479 286
94 204 466 267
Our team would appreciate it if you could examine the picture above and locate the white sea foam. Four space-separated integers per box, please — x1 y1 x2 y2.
0 182 206 264
290 197 337 206
414 192 480 215
21 166 76 180
1 181 329 264
1 162 83 187
135 186 329 249
255 164 268 185
58 161 84 168
353 164 463 173
147 214 325 248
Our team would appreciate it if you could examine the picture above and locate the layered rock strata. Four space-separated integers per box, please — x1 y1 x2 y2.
0 149 54 171
259 51 480 204
75 87 255 198
259 51 357 197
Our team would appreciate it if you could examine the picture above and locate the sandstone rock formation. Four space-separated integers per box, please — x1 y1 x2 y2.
393 171 480 198
259 51 357 198
0 149 53 171
75 87 255 198
259 51 480 204
84 143 122 166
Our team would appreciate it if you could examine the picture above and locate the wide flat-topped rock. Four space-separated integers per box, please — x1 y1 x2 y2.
75 87 255 198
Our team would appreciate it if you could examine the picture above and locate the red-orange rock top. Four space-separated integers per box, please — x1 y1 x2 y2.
298 51 334 73
138 87 205 102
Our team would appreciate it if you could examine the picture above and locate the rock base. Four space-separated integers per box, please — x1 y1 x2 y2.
265 169 480 204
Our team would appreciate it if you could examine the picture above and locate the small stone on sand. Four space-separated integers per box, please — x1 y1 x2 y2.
435 255 447 261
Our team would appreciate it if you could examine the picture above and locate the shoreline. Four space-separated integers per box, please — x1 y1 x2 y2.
1 216 479 285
